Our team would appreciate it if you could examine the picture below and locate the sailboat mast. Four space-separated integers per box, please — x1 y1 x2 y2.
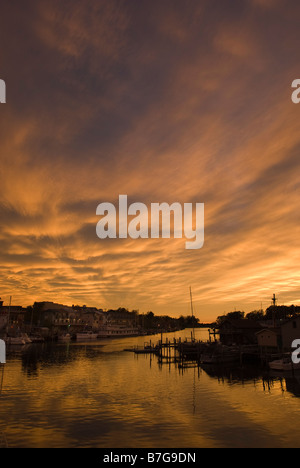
190 287 195 341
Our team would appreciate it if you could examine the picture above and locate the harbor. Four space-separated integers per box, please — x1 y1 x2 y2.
121 293 300 375
1 328 300 448
124 336 300 374
1 0 300 452
2 295 300 448
3 294 300 376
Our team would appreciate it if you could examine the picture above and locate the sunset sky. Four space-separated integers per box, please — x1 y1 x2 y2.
0 0 300 322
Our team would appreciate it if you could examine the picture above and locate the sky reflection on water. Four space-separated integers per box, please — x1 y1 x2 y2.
1 330 300 448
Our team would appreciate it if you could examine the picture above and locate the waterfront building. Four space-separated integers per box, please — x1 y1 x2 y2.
256 318 300 353
218 319 263 346
40 307 105 335
256 328 282 353
0 299 26 332
281 317 300 350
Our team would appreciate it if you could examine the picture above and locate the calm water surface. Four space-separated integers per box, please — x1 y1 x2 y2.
1 328 300 448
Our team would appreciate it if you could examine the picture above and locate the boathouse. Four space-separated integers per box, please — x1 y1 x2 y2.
256 328 282 353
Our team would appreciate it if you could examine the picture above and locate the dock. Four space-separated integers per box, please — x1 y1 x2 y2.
124 341 160 355
125 337 265 370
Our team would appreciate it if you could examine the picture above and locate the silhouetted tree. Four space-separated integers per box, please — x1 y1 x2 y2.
265 305 300 321
216 311 245 325
246 310 265 321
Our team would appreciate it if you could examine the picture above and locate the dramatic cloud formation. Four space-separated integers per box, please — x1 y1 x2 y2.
0 0 300 320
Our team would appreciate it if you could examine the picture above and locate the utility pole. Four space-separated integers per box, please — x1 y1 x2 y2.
6 296 12 335
272 294 277 327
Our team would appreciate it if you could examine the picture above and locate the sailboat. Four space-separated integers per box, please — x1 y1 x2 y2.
3 296 26 345
178 288 200 360
190 286 196 342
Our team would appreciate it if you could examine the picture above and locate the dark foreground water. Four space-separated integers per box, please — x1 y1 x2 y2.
1 328 300 448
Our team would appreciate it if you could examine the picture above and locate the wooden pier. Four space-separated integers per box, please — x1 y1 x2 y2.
127 337 266 370
153 337 209 368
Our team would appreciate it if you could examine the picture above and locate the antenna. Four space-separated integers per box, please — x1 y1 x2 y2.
271 294 277 327
6 296 12 335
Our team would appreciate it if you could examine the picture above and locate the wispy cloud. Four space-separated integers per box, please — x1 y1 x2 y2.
0 0 300 319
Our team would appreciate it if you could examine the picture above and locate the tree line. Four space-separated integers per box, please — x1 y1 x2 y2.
24 303 205 331
138 311 202 331
215 305 300 326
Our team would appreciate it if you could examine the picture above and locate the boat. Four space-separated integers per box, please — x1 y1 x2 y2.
200 345 240 364
28 334 45 343
58 333 71 342
97 325 139 338
134 343 159 354
200 352 240 364
268 357 300 371
4 336 26 345
76 330 98 340
21 333 32 344
4 333 31 345
3 297 26 345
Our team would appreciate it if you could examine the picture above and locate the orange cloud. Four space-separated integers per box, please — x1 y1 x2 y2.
0 0 300 320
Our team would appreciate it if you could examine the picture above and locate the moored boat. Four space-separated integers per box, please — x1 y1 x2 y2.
58 333 71 342
29 334 45 343
97 325 139 338
268 357 300 371
200 345 240 364
76 330 98 340
4 336 26 345
21 333 32 344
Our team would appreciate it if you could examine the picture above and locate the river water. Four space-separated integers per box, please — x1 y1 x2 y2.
0 328 300 448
